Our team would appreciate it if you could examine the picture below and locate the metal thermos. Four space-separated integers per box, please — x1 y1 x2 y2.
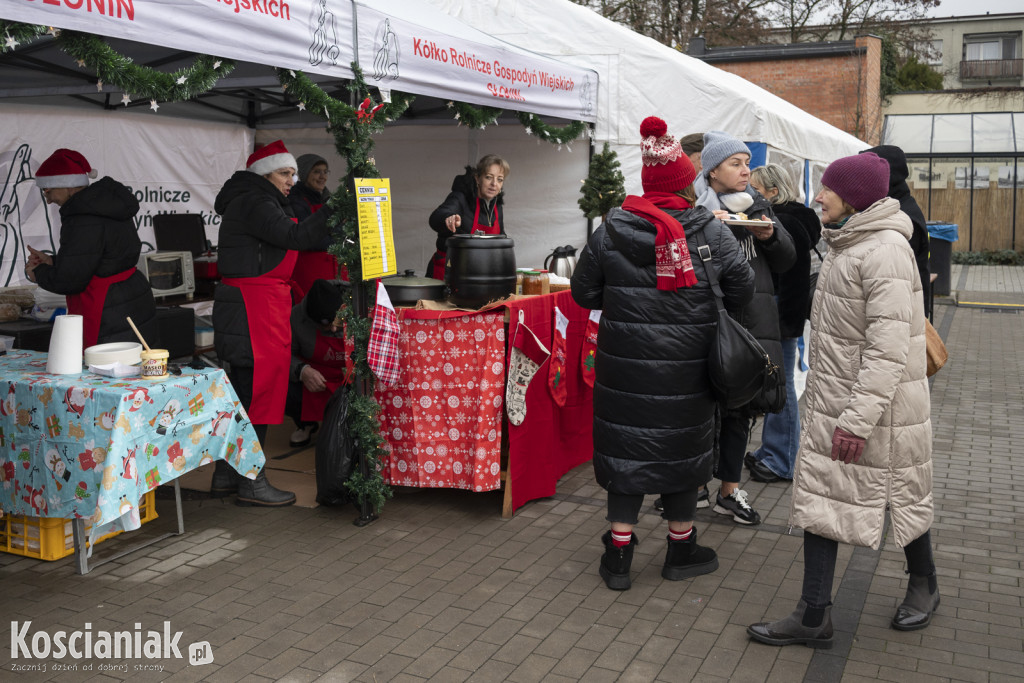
544 245 577 278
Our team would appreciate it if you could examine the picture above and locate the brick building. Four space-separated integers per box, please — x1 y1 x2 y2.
687 36 883 145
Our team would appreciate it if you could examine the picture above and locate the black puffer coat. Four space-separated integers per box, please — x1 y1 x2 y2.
723 193 796 413
213 171 333 368
33 177 158 345
428 167 505 252
863 145 930 313
288 181 330 226
571 205 755 495
772 201 821 339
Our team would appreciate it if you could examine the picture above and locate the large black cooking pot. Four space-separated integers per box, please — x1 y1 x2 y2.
445 233 516 309
380 270 446 306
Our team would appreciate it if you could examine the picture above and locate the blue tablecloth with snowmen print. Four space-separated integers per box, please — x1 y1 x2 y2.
0 350 264 529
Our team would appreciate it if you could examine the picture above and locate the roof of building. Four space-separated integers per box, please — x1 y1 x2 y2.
689 39 868 63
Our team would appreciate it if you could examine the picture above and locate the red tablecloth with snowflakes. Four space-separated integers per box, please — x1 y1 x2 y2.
376 310 506 491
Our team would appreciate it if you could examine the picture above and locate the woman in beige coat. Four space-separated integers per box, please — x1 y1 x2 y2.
747 153 939 649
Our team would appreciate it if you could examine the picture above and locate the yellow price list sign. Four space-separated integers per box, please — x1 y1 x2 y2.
354 178 397 280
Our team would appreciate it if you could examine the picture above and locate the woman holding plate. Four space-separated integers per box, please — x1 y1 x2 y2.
692 131 795 526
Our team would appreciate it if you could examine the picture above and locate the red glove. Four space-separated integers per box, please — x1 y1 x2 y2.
831 427 866 464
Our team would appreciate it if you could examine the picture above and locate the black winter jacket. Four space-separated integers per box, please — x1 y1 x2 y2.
33 177 158 346
428 167 505 253
288 181 330 226
213 171 333 368
571 205 755 495
723 193 796 413
772 201 821 339
863 145 930 313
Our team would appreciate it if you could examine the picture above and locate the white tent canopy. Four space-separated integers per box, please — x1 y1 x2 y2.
426 0 867 197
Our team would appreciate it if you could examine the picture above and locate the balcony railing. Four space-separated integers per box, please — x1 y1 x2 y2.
960 59 1023 79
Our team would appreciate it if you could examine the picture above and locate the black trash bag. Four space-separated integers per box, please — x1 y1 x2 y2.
315 385 356 506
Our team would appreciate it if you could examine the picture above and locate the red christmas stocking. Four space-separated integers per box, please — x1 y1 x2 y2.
580 309 601 388
506 310 550 426
548 306 569 407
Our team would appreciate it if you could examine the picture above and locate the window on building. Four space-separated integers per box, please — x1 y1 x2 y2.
913 39 943 66
963 33 1021 61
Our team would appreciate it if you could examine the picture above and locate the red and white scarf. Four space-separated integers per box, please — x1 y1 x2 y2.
622 192 697 291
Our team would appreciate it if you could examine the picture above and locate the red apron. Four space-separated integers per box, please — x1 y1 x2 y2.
300 328 354 422
221 251 298 424
66 268 136 348
291 251 340 298
430 200 501 280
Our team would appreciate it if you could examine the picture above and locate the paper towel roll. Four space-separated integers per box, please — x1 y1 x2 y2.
47 314 84 374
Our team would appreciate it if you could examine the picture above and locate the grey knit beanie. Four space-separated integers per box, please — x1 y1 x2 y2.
701 131 750 177
297 153 328 185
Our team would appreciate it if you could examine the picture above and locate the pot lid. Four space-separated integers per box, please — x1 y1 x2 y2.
381 270 444 287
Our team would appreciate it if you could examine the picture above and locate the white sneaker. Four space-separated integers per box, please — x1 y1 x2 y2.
289 423 318 447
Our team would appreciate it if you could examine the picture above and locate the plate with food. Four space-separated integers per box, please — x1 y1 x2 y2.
722 213 769 227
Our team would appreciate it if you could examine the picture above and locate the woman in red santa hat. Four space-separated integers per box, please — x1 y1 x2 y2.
212 140 334 506
26 149 158 348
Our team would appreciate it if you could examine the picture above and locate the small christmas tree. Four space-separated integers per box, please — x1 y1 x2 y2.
578 142 626 222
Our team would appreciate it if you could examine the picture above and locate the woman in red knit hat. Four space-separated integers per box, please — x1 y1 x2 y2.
571 117 755 590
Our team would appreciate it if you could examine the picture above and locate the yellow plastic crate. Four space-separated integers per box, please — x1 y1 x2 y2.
0 490 158 561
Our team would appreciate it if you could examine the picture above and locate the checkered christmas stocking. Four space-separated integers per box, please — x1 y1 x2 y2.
368 281 401 387
506 310 550 426
580 309 601 388
548 306 569 407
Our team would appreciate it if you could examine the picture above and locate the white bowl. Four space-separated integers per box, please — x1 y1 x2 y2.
84 342 143 367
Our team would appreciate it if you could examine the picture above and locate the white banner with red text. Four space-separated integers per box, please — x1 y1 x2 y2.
1 0 597 122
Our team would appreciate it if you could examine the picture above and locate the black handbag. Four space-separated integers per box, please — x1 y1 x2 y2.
695 231 783 411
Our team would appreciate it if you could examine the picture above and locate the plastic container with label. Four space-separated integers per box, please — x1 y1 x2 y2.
140 348 169 380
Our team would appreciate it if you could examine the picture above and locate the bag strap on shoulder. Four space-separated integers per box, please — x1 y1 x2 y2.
693 229 726 305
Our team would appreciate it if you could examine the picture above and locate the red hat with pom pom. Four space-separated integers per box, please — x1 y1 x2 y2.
640 117 696 194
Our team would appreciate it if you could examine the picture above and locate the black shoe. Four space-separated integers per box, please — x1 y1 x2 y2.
599 531 636 591
662 527 719 581
744 451 758 471
892 573 940 631
748 458 784 483
696 486 710 509
236 469 297 507
653 497 664 512
748 599 834 649
209 459 238 497
713 489 761 525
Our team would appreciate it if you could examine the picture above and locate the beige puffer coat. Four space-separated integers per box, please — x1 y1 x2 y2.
790 198 932 549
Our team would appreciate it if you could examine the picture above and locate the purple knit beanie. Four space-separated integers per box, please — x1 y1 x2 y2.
820 153 890 211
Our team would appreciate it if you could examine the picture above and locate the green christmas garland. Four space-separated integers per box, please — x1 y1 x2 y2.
517 111 588 147
444 101 588 146
0 22 235 105
449 101 502 129
277 66 415 513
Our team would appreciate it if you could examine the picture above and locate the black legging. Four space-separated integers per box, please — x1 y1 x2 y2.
607 489 701 525
801 529 936 608
716 412 749 484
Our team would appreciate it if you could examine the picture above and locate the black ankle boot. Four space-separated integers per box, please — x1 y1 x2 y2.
236 469 296 507
892 573 940 631
210 460 238 497
747 599 834 649
599 531 636 591
662 527 719 580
